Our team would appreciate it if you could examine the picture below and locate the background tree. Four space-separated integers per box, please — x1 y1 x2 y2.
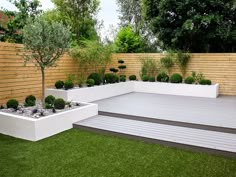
114 26 144 53
51 0 100 43
22 18 70 104
1 0 42 43
116 0 159 52
142 0 236 52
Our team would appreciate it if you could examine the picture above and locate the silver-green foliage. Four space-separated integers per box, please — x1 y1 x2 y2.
22 18 71 103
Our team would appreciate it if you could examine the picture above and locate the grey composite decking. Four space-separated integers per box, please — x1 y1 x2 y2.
74 115 236 157
94 93 236 131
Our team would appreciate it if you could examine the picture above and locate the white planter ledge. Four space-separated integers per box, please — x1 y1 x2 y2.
46 81 219 101
0 103 98 141
133 81 219 98
46 82 134 102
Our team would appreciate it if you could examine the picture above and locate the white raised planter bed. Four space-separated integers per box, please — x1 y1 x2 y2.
0 103 98 141
133 81 219 98
46 81 219 101
46 82 134 102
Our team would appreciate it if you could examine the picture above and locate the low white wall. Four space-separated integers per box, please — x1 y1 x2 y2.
0 103 98 141
46 82 134 102
133 81 219 98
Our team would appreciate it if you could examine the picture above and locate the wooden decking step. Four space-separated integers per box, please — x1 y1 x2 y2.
73 115 236 157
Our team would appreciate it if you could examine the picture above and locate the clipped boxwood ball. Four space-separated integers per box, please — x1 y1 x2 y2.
120 76 126 82
86 79 95 87
149 76 155 82
142 75 149 82
199 79 212 85
64 81 74 90
87 73 102 85
7 99 19 109
54 98 65 109
170 73 183 83
45 95 55 105
55 80 64 89
105 73 119 83
157 72 169 82
25 95 36 106
129 75 136 81
185 76 194 84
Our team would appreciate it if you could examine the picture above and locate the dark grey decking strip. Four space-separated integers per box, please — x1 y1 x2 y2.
99 111 236 134
73 123 236 158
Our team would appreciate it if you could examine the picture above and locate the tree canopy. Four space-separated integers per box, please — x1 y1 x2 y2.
0 0 42 43
50 0 100 43
142 0 236 52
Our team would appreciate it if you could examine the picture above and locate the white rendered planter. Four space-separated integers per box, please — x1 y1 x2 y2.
0 103 98 141
46 81 219 101
133 81 219 98
46 82 134 102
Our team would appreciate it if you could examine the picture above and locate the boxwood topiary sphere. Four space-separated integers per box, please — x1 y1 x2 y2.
199 79 212 85
185 76 194 84
149 76 155 82
120 76 126 82
157 72 169 82
86 79 95 87
142 75 149 82
105 73 119 83
129 75 136 81
7 99 19 109
170 73 183 83
64 81 74 90
45 95 56 105
54 98 65 109
55 80 64 89
25 95 36 107
87 73 102 85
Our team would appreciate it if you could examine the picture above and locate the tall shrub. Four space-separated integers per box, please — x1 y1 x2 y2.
22 18 70 104
176 51 191 78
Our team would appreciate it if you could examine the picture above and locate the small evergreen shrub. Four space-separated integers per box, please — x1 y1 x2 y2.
54 98 65 109
120 75 126 78
109 68 119 73
170 73 183 83
199 79 212 85
185 76 194 84
25 95 36 107
86 79 95 87
45 95 55 105
149 76 155 82
142 75 149 82
45 103 53 109
64 80 74 90
157 72 169 82
7 99 19 109
105 73 119 83
129 75 136 80
118 59 124 64
87 73 102 85
120 76 126 82
55 80 64 89
118 65 126 69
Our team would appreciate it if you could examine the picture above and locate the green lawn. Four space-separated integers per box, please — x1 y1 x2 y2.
0 129 236 177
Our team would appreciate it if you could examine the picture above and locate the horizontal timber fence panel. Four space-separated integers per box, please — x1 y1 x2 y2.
0 42 236 104
111 53 236 96
0 42 91 105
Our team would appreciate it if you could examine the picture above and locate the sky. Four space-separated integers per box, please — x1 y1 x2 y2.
1 0 119 39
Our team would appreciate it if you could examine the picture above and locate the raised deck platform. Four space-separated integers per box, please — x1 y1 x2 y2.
73 93 236 157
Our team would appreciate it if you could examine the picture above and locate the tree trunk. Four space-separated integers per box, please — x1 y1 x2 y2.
41 68 45 106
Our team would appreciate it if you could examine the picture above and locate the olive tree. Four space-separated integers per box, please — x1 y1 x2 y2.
22 18 71 104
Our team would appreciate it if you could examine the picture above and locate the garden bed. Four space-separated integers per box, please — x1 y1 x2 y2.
0 102 98 141
46 82 134 102
46 81 219 102
133 81 219 98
